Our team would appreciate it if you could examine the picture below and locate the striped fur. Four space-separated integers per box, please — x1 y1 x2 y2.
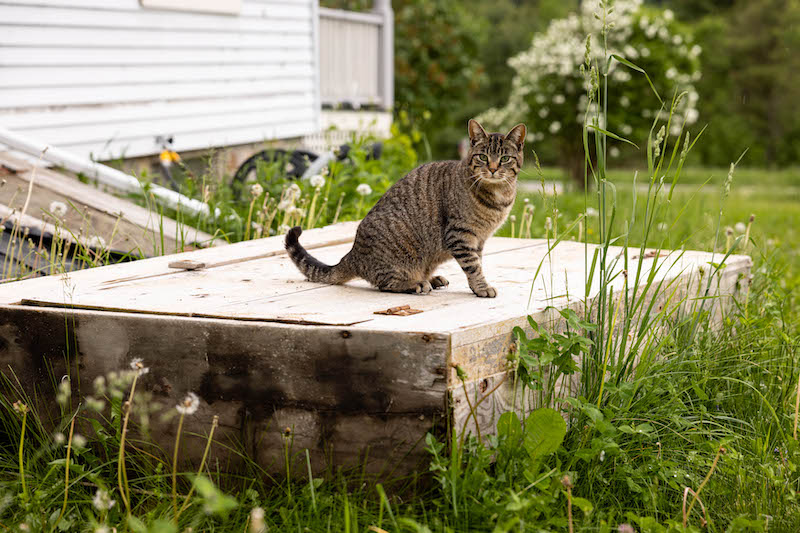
285 119 526 298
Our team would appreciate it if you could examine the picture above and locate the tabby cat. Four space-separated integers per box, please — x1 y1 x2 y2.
285 119 526 298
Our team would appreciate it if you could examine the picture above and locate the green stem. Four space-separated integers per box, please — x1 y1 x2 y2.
176 416 219 519
117 374 140 518
172 412 185 521
18 410 28 502
52 417 76 532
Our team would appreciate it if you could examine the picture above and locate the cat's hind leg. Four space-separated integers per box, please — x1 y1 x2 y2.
374 272 433 294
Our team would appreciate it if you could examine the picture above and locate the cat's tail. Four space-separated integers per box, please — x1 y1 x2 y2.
284 226 355 285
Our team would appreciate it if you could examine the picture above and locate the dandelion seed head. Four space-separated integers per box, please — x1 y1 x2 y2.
49 201 68 218
54 432 65 445
93 489 115 512
356 183 373 196
735 222 746 234
129 358 149 376
249 183 264 198
73 433 87 449
176 392 200 416
309 174 326 189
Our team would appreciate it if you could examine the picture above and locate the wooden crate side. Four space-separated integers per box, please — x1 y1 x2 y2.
0 305 449 474
449 253 752 438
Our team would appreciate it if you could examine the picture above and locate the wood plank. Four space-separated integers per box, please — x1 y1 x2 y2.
0 304 447 474
0 78 313 109
0 152 219 250
3 0 311 19
58 119 316 160
0 95 312 129
0 4 311 29
0 26 311 49
0 47 313 67
3 107 315 148
0 221 359 305
0 65 314 90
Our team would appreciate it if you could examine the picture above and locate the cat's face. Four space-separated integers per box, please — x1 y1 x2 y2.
466 120 527 185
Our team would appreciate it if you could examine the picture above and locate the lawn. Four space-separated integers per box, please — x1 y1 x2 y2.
1 156 798 531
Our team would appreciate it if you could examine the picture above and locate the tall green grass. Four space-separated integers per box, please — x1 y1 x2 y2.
1 4 799 531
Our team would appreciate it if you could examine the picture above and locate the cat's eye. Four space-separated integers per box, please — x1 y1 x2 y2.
500 155 512 163
477 154 489 163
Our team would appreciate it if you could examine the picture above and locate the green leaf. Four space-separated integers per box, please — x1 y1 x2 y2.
523 408 567 462
497 411 522 443
571 496 594 516
610 54 663 103
586 124 639 149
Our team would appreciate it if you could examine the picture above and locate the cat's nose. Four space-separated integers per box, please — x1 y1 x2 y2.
489 164 499 174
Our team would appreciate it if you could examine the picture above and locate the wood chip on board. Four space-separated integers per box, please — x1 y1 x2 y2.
168 260 206 271
374 304 423 316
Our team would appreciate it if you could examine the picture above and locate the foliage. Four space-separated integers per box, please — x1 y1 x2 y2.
480 0 700 184
392 0 486 157
688 0 800 167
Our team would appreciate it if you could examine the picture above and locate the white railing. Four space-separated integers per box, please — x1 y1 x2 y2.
318 0 393 110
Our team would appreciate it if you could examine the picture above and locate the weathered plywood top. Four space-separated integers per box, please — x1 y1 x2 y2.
0 221 752 347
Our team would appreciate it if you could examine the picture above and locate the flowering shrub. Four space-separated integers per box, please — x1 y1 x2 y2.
479 0 700 184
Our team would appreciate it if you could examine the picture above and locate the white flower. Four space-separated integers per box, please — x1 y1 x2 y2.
686 108 699 124
72 433 87 449
87 236 106 249
690 44 702 58
93 489 115 512
610 147 621 158
620 123 633 135
250 507 266 533
49 201 68 218
278 224 291 234
640 47 651 57
129 358 149 376
277 199 293 211
549 121 561 134
544 217 553 231
54 432 65 444
538 107 549 118
287 183 301 196
249 183 264 197
309 174 326 189
286 206 306 218
665 67 677 80
356 183 372 196
176 392 200 416
672 35 682 46
735 222 747 234
553 94 566 104
585 207 599 217
664 9 674 21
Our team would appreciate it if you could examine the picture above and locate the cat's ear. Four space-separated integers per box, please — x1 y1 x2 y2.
468 119 488 145
505 124 527 151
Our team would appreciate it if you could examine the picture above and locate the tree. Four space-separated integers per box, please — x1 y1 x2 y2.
479 0 700 186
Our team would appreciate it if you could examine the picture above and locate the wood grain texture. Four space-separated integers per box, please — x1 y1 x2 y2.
0 305 448 474
0 151 218 253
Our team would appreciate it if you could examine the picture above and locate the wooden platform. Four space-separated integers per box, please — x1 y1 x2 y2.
0 222 751 475
0 151 219 259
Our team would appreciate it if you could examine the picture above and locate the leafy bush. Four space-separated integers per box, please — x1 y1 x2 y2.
480 0 700 185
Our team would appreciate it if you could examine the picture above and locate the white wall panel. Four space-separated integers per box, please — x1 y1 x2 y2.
0 0 319 160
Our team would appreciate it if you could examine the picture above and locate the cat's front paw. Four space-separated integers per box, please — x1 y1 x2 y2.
473 285 497 298
413 280 433 294
430 276 449 289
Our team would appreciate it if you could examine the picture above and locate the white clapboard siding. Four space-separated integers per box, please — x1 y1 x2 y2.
0 0 319 160
0 65 314 89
